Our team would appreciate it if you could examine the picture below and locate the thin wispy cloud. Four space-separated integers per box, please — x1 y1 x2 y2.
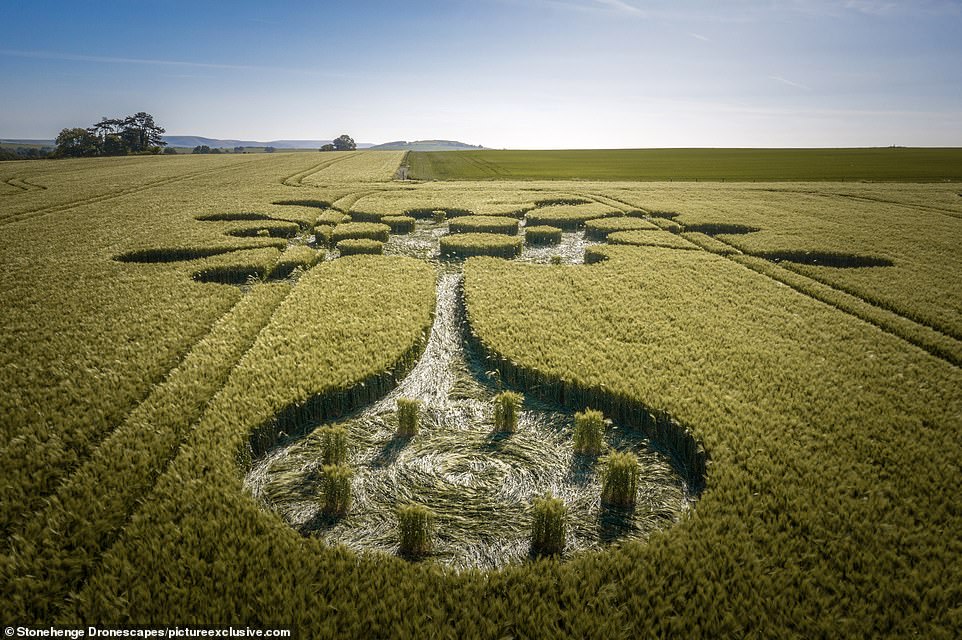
0 48 352 78
842 0 962 16
688 32 711 41
769 75 811 90
788 0 962 17
593 0 644 15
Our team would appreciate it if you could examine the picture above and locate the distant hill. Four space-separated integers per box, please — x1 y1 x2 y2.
162 136 375 149
1 139 56 147
368 140 485 151
2 136 479 152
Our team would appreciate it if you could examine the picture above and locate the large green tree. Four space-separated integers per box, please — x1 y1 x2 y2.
55 112 168 158
54 128 100 157
332 134 356 151
120 112 166 153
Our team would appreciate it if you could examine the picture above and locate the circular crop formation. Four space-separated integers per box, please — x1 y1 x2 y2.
248 275 695 568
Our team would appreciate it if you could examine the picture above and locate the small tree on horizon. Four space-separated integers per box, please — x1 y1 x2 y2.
332 134 356 151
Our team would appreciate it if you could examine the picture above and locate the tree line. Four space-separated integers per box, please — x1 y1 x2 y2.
0 146 55 161
2 119 360 161
191 145 276 154
54 112 167 158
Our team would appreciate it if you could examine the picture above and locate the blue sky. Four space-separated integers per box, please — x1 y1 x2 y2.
1 0 961 148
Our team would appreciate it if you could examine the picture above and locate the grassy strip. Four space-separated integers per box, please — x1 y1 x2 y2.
679 232 742 255
382 215 416 234
313 224 333 246
584 246 613 264
337 239 384 256
270 246 322 279
408 148 962 181
312 210 351 226
526 204 622 230
448 216 520 235
115 242 285 263
607 230 700 250
585 217 659 240
524 225 562 245
225 221 301 239
440 233 522 259
350 188 545 218
730 254 962 366
330 222 391 244
191 247 282 284
1 283 291 620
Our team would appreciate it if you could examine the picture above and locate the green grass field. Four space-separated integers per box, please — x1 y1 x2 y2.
1 151 961 637
408 147 962 181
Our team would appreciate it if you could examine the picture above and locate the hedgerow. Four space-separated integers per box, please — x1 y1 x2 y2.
440 233 522 259
191 247 282 284
336 238 384 256
225 220 300 239
448 215 520 235
330 222 391 244
525 203 622 230
584 216 658 240
270 246 321 279
382 215 416 234
606 229 699 250
523 225 562 245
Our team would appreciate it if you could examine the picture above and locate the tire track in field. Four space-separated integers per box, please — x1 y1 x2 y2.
3 162 243 218
333 187 392 213
0 284 293 621
281 152 362 186
695 234 962 367
0 158 261 228
818 192 962 221
18 177 48 191
463 154 506 178
778 260 962 341
753 188 962 221
1 177 47 194
584 192 634 211
581 191 962 366
680 205 962 345
0 291 247 541
0 178 28 194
